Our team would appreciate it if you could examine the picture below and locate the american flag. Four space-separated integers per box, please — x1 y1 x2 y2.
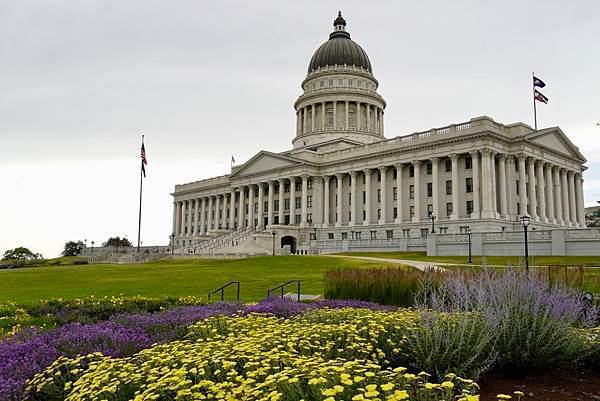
141 140 148 177
534 89 549 104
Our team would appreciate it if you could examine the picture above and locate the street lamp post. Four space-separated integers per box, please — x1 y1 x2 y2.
91 241 95 255
429 213 436 234
169 234 175 255
467 229 472 264
271 231 276 256
520 215 531 274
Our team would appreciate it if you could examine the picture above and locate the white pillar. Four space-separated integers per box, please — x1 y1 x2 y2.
470 151 481 218
575 173 586 227
517 155 527 218
335 173 343 227
332 101 337 130
528 158 538 221
430 158 439 219
349 171 357 226
321 102 326 130
200 198 206 234
289 177 296 224
545 164 555 224
229 190 235 230
366 105 371 132
498 154 508 218
296 111 300 135
207 197 213 232
412 161 421 222
278 179 285 225
323 175 331 227
505 156 516 219
257 183 264 228
561 169 570 225
221 194 228 230
214 195 221 230
356 102 361 130
301 174 308 227
364 169 372 224
490 152 497 216
450 155 459 220
172 202 178 236
568 171 577 227
248 184 256 228
311 104 315 132
536 160 546 223
345 100 349 130
481 149 494 218
553 167 563 225
266 181 274 226
193 199 200 235
302 108 307 134
379 166 388 224
394 164 404 223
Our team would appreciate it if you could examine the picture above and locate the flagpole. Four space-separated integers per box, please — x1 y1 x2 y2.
532 72 538 130
137 135 144 253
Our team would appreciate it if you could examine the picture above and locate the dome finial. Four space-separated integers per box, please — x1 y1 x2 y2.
333 11 346 31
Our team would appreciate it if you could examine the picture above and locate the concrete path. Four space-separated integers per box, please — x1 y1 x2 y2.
325 255 448 272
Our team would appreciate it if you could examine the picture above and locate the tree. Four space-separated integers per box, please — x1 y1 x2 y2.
2 247 43 261
102 236 133 247
61 240 84 257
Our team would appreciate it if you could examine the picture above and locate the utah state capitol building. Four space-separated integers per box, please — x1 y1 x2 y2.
170 12 587 255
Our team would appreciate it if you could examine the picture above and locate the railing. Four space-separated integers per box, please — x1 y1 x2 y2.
208 281 240 302
268 280 301 302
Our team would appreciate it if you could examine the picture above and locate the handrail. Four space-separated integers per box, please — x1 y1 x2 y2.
208 281 240 301
267 280 301 302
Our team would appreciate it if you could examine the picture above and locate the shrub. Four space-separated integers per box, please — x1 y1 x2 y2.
324 266 444 306
417 268 596 375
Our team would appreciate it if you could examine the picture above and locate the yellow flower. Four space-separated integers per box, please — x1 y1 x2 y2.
441 381 454 390
381 383 394 391
497 395 512 400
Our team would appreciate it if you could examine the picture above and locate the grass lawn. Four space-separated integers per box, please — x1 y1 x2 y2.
0 256 404 304
340 251 600 267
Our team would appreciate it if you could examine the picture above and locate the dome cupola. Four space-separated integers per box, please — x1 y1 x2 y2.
292 12 386 150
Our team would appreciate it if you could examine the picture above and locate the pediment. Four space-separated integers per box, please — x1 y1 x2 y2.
230 151 303 178
527 128 586 162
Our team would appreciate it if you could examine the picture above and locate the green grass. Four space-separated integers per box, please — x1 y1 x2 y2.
0 256 403 304
339 251 600 266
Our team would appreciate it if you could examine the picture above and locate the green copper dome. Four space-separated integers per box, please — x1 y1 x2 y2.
307 12 372 74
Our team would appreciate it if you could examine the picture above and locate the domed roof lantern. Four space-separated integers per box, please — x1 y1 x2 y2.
333 11 346 30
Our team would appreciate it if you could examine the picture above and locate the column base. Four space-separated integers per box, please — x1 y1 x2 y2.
412 217 419 223
480 210 496 219
335 223 342 228
321 223 330 228
394 218 402 224
450 213 460 220
348 221 356 227
470 211 481 219
378 220 386 225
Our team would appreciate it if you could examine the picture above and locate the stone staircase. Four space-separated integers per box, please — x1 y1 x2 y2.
175 226 266 256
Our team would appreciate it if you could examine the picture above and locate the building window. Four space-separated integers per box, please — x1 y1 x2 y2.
348 193 351 205
274 216 279 224
393 169 397 179
426 163 432 175
517 203 521 214
319 80 324 87
465 156 472 169
274 200 279 212
409 166 414 177
362 210 366 220
307 179 313 190
402 228 410 237
254 203 258 213
307 213 312 223
285 184 290 193
363 191 366 203
446 202 453 216
341 232 348 239
355 231 362 239
409 185 415 199
377 209 381 219
307 195 312 208
427 204 433 215
329 79 333 86
445 159 452 172
377 171 381 182
459 226 470 233
349 79 353 86
446 180 452 195
349 211 352 221
264 202 268 212
421 228 429 238
284 199 290 211
338 79 343 85
393 207 397 218
393 187 397 201
295 181 301 191
516 181 519 195
427 182 433 197
466 200 473 215
295 197 301 209
274 185 279 195
410 206 415 217
328 233 334 239
466 177 473 193
377 189 381 202
370 231 377 239
295 214 301 224
386 230 394 239
439 227 448 234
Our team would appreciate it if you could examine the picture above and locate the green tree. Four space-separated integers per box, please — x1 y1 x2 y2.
2 247 43 261
61 240 84 257
102 236 133 247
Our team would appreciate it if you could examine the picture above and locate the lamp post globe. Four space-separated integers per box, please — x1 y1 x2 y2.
520 215 531 274
271 231 276 256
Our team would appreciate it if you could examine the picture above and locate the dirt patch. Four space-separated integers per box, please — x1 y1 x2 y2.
478 370 600 401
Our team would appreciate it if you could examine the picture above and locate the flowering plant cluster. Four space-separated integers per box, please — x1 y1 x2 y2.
26 309 480 401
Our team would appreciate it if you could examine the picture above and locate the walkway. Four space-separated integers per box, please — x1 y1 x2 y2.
325 255 448 272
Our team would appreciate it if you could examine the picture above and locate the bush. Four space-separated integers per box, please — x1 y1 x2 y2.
324 266 444 306
417 268 596 375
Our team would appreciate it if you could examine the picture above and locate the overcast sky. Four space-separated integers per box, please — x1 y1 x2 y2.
1 0 599 258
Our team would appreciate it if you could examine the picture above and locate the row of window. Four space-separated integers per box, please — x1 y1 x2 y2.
304 78 375 92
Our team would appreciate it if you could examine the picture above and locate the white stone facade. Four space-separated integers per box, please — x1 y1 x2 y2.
170 15 588 252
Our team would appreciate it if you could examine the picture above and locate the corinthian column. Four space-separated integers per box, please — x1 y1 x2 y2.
200 197 206 234
470 151 481 218
311 104 315 132
207 197 213 232
379 166 388 224
229 190 235 230
528 158 538 221
545 164 555 224
364 169 372 224
323 175 331 227
243 186 250 228
214 195 221 230
193 198 200 235
300 174 309 227
490 152 497 216
257 183 264 228
430 158 439 219
289 177 296 224
349 171 357 226
553 167 563 225
561 169 569 225
412 162 421 222
517 154 527 218
568 171 577 227
395 164 404 223
497 154 508 218
278 179 285 225
267 181 274 226
481 149 494 219
450 155 459 220
172 202 178 236
345 100 349 130
575 173 586 227
335 173 343 227
536 160 546 222
221 194 228 230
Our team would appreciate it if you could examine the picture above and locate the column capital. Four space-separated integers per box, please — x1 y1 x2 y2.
278 177 285 184
379 165 387 173
268 180 275 186
496 153 507 161
469 150 479 157
363 168 372 174
449 153 459 161
430 157 440 163
535 159 545 167
312 176 323 183
516 153 527 161
394 163 404 170
567 170 574 177
323 175 331 182
411 160 421 166
349 171 357 177
335 172 344 179
301 173 310 180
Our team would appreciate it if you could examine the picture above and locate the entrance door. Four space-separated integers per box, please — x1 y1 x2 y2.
280 236 297 254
